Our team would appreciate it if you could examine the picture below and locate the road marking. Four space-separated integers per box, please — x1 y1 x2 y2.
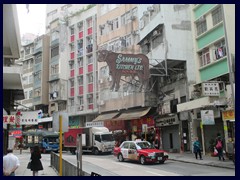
145 170 181 176
112 162 133 168
145 170 165 176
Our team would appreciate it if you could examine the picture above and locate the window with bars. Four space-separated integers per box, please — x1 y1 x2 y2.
87 73 93 83
70 27 74 35
70 98 74 106
199 49 210 67
51 64 59 75
51 46 59 58
196 20 207 36
212 6 222 26
79 96 83 105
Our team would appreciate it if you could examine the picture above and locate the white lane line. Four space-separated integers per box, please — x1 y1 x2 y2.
145 170 165 176
112 162 133 168
145 170 181 176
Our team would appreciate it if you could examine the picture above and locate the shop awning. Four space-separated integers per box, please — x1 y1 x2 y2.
113 107 151 121
92 112 120 122
177 96 227 112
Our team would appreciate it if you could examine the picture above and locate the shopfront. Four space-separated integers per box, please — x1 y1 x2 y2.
155 115 180 152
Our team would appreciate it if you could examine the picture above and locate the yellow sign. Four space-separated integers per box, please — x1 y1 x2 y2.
222 110 235 121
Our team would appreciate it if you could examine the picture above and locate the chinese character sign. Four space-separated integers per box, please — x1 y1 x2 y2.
222 110 235 121
202 82 220 96
3 115 16 125
20 111 39 125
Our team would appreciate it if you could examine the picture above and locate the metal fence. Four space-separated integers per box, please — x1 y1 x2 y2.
50 152 90 176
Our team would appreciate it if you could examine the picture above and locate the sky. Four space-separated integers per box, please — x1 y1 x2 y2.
17 4 46 37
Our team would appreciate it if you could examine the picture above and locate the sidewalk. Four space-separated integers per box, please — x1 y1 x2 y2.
13 149 58 176
168 152 235 170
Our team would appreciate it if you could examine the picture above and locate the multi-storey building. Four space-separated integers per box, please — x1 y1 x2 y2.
46 4 99 128
95 4 157 140
177 4 235 154
137 4 195 152
19 42 35 110
3 4 24 154
32 35 50 119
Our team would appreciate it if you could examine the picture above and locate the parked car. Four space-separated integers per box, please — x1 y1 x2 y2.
113 140 168 165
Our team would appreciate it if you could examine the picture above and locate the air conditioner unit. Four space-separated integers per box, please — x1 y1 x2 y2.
100 100 105 105
153 30 161 37
130 16 136 21
107 20 113 25
78 106 83 111
143 11 149 16
147 6 154 12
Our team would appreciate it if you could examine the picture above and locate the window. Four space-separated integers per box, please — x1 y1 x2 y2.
214 40 226 60
87 55 93 64
70 79 74 87
196 20 207 36
95 135 101 142
51 46 59 58
121 14 126 25
78 76 83 85
35 54 42 64
70 98 74 106
79 96 83 105
22 76 28 85
70 44 75 52
88 73 93 83
70 27 74 35
29 90 33 98
87 18 92 28
113 18 119 29
47 9 57 17
199 49 210 66
78 58 83 67
212 6 222 26
29 59 33 68
87 95 93 104
126 35 132 47
29 75 33 84
152 34 163 49
51 64 59 74
24 91 28 99
34 88 41 97
25 46 30 55
69 63 74 69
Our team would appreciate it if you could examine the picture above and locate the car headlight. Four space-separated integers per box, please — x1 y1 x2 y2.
148 153 155 157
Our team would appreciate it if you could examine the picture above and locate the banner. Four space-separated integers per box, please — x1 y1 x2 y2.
201 110 215 125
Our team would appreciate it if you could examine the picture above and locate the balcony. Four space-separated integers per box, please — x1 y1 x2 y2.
78 67 83 75
70 69 74 78
87 27 92 36
79 31 83 39
79 86 83 95
70 87 74 97
70 35 75 43
70 52 75 60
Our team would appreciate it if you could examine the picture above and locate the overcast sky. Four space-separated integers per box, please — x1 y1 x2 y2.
17 4 46 37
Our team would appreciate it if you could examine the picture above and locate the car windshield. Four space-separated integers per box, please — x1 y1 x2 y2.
101 134 114 141
136 141 154 149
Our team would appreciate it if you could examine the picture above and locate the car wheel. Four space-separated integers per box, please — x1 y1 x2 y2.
159 160 165 164
93 148 99 155
118 153 124 162
140 156 146 165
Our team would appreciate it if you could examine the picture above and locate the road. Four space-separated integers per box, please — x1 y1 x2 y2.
61 152 235 176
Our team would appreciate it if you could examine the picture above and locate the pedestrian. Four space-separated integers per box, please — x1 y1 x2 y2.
215 133 225 161
18 142 23 154
30 145 43 176
154 136 160 149
3 148 20 176
193 137 202 160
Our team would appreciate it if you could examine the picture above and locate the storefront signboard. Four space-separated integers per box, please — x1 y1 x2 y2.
222 110 235 121
202 82 220 96
155 115 179 127
201 110 215 125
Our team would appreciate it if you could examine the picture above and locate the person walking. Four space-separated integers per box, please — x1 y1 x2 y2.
30 145 43 176
3 149 20 176
193 137 203 160
215 134 225 161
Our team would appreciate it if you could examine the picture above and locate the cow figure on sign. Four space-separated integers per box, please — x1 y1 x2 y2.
97 50 150 92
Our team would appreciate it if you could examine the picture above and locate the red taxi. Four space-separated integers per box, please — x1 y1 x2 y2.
113 140 168 165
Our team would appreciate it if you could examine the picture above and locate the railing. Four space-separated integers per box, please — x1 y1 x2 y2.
50 152 90 176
